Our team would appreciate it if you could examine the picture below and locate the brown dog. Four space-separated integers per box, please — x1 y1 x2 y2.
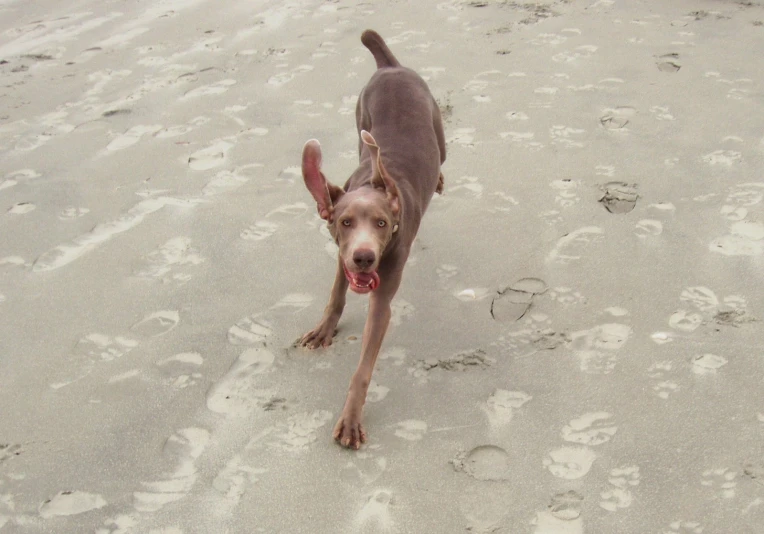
299 30 446 449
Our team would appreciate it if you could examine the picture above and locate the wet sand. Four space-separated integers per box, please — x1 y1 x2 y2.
1 0 763 532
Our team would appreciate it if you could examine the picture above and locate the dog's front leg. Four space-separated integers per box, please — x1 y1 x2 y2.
300 257 348 349
333 266 402 449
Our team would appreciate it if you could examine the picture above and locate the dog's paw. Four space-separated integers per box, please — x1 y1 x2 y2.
333 410 366 450
298 323 338 349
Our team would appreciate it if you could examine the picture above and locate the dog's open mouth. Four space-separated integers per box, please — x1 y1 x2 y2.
343 263 380 294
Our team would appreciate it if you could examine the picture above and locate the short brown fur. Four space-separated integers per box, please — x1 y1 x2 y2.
299 30 446 449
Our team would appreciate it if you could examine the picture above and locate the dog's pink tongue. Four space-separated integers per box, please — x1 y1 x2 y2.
354 271 380 290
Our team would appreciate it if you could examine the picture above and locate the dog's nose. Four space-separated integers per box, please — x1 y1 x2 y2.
353 249 376 269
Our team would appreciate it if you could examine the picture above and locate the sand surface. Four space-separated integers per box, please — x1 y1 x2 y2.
1 0 763 532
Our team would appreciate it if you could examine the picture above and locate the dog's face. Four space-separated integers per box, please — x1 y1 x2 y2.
302 133 400 294
328 189 398 293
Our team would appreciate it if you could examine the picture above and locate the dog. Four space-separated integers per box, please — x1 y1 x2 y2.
299 29 446 449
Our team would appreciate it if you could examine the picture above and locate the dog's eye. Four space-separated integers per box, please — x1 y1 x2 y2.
377 220 386 228
342 219 351 227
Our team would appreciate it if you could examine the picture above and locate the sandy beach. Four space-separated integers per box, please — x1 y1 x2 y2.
1 0 763 532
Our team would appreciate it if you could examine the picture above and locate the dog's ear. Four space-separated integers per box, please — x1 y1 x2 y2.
302 139 344 222
360 130 400 218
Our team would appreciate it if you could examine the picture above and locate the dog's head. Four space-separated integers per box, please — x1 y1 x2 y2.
301 131 400 294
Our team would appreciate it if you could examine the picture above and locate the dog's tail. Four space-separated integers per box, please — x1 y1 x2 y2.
361 30 400 69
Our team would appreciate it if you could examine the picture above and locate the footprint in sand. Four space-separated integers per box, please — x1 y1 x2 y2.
269 410 333 452
710 221 764 256
451 445 510 481
668 309 703 332
656 53 681 72
409 348 493 382
389 299 414 327
188 139 235 171
491 277 547 322
551 179 581 207
552 45 598 64
447 127 477 147
182 79 236 98
228 315 274 345
561 412 618 446
0 180 17 193
567 323 632 374
702 149 742 167
240 221 279 241
548 286 586 305
267 64 314 87
480 389 532 428
202 164 263 196
393 420 427 441
701 467 737 499
7 202 36 214
156 352 203 389
366 380 390 403
680 286 719 311
107 125 162 151
341 450 388 485
549 125 586 148
547 226 604 263
691 353 728 375
650 105 676 121
73 333 139 362
661 520 703 534
354 489 395 531
635 219 663 237
155 116 210 138
499 130 544 151
39 490 107 518
207 348 275 417
133 427 210 512
436 263 458 281
532 490 584 534
379 346 407 367
233 294 314 346
648 361 679 399
58 207 90 220
49 334 135 389
95 514 140 534
131 310 179 337
600 465 640 512
134 237 203 284
543 446 597 480
449 175 483 198
598 182 638 213
33 196 204 272
213 454 269 514
599 106 636 130
488 191 520 213
15 133 54 152
459 484 513 533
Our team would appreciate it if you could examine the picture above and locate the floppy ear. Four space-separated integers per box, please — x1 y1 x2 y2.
302 139 344 221
360 130 400 218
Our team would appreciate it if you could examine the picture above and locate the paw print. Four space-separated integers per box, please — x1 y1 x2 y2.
648 361 679 399
600 465 640 512
240 221 279 241
701 467 737 498
550 179 581 207
436 264 458 280
548 286 586 305
662 520 703 533
539 210 563 225
168 373 202 389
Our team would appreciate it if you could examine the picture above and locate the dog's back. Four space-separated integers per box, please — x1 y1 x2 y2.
354 31 445 208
